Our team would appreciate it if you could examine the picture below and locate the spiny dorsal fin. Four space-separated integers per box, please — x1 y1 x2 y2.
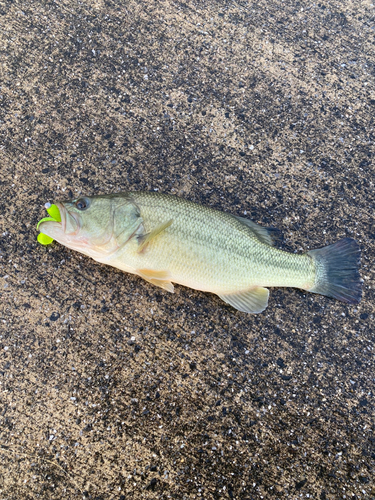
233 215 281 246
218 287 269 313
137 219 173 253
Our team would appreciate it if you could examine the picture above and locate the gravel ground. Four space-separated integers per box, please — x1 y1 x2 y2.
0 0 374 498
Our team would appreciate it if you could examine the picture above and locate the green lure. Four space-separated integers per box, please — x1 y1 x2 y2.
37 203 61 245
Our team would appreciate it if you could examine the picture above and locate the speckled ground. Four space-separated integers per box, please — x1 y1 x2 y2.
0 0 374 499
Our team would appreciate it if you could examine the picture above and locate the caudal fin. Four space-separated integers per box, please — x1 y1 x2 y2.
308 238 362 304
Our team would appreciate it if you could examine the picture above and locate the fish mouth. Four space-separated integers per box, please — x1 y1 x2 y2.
38 202 81 245
37 202 63 238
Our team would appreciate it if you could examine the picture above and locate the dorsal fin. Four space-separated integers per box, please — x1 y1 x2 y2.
233 215 281 246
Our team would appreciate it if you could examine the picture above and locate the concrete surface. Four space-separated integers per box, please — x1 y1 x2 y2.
0 0 374 498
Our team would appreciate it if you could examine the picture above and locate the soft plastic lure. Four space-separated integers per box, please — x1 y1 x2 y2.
37 203 61 245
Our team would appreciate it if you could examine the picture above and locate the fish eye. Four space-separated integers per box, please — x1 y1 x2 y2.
75 198 90 211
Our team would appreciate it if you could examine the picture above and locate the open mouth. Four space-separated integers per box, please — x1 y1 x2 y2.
37 203 63 245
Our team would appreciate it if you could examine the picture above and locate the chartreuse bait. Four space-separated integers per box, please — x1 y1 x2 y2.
37 203 61 245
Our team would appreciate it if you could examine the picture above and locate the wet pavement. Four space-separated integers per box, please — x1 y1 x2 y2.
0 0 374 498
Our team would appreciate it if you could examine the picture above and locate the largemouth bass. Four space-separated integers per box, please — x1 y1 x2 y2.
37 192 362 313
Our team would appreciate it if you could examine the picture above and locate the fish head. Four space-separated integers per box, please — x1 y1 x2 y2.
38 194 142 258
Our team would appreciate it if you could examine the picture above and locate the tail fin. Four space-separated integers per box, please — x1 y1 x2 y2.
308 238 362 304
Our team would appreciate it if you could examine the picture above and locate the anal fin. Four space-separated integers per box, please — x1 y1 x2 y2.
137 219 173 253
137 268 174 293
218 287 269 314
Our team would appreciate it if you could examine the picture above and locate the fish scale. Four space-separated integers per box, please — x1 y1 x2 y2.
129 191 315 292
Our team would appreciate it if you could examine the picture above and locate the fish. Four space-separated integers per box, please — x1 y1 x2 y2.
37 191 362 313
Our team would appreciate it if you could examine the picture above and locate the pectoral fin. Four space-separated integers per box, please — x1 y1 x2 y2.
218 287 269 313
137 268 174 293
137 219 173 253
